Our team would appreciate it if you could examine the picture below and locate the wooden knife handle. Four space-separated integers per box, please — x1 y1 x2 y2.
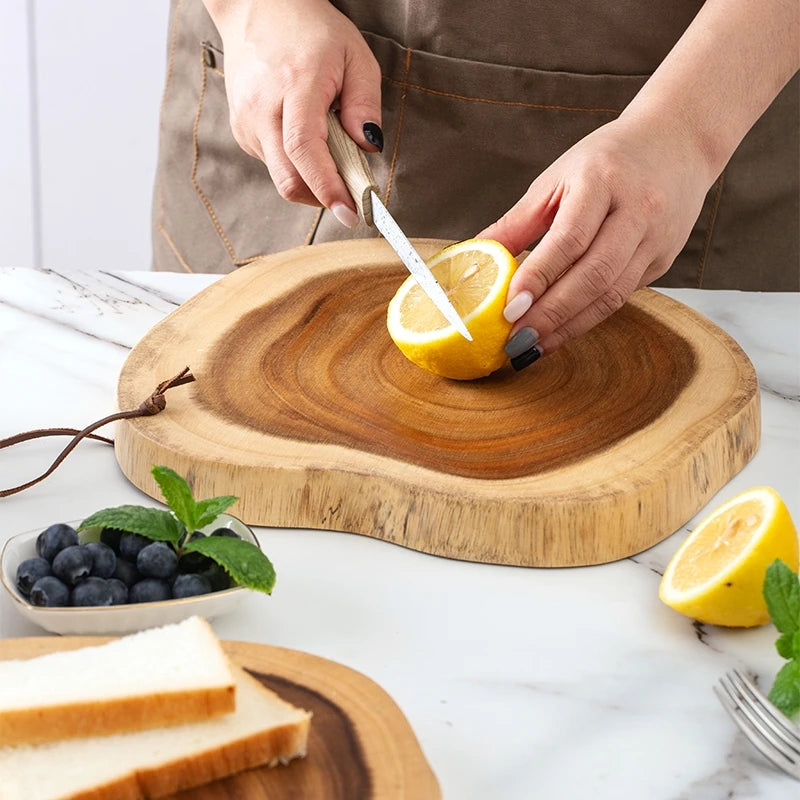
326 110 379 227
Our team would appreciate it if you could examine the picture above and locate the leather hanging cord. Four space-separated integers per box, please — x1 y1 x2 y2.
0 367 195 498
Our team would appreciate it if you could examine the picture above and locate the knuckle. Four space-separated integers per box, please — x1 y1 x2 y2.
273 172 307 202
595 285 629 318
536 299 570 331
283 123 312 161
639 185 666 218
583 253 619 296
550 223 591 263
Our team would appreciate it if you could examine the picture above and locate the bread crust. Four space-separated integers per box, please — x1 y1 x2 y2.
0 685 236 746
57 717 311 800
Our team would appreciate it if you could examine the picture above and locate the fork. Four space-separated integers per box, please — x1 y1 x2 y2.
714 668 800 780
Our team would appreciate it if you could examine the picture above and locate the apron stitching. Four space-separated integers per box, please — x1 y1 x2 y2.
384 77 623 114
153 0 183 270
384 48 413 210
695 173 725 288
191 50 252 267
156 220 195 274
158 0 183 119
190 50 315 266
304 208 325 244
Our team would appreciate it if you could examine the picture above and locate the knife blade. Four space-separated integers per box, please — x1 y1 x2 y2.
325 111 472 341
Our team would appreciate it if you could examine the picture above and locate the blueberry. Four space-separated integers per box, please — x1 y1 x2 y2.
136 542 178 580
210 527 241 539
178 549 214 574
71 577 113 607
85 541 116 579
201 562 231 592
16 557 52 596
178 530 205 547
172 573 213 598
107 578 129 606
29 576 70 607
119 532 151 562
52 545 93 586
112 557 141 587
36 523 79 562
129 578 171 603
99 527 125 553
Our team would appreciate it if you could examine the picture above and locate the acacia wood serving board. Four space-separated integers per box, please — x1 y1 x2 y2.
0 636 440 799
115 238 760 567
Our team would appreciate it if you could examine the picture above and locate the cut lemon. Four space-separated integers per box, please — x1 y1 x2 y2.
386 239 518 380
659 486 799 627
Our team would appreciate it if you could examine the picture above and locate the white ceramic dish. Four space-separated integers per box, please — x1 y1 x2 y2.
1 514 259 635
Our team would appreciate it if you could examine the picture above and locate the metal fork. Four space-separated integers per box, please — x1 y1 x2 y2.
714 669 800 780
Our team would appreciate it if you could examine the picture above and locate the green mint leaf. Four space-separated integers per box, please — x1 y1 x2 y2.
183 536 276 594
195 496 238 529
79 506 182 544
775 632 797 660
763 559 800 635
767 659 800 718
151 465 198 531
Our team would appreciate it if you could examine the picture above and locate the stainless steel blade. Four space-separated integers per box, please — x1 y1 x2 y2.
370 192 472 342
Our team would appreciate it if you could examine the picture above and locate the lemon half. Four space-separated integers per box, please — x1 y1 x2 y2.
659 487 799 627
386 239 518 380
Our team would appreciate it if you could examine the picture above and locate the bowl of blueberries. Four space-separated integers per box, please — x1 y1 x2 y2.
1 514 259 635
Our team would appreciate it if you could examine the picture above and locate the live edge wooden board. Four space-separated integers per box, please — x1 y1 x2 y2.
1 637 440 799
116 238 760 567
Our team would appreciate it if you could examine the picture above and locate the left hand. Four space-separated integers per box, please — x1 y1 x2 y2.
479 112 716 360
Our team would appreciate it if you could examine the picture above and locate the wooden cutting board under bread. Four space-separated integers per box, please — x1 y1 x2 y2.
0 636 440 799
115 238 760 567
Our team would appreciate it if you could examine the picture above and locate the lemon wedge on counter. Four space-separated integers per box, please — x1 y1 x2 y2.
386 239 518 380
659 487 799 627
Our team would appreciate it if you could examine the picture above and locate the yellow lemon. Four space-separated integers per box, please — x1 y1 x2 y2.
386 239 518 380
659 486 799 627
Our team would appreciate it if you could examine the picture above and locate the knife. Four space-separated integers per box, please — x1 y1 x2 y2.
325 111 472 341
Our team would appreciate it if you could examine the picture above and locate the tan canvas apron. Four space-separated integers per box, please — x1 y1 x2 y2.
152 0 799 290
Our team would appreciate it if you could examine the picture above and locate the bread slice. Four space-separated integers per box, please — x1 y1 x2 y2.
0 616 235 746
0 666 311 800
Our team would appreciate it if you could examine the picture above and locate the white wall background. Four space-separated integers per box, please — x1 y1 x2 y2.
0 1 170 270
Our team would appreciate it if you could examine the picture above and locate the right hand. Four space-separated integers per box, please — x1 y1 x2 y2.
204 0 382 225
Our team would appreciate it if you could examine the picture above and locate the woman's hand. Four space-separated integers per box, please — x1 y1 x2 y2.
481 0 798 367
480 112 715 364
204 0 383 227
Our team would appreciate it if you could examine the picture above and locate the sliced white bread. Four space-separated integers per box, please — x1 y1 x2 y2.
0 616 235 746
0 666 311 800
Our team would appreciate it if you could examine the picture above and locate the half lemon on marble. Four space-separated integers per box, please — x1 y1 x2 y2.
659 486 799 627
386 239 518 380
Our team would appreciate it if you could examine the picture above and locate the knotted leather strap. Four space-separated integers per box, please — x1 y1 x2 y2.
0 367 195 498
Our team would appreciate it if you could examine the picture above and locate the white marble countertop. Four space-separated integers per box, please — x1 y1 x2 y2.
0 266 798 799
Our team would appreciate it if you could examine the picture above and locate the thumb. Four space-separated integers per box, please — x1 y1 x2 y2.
477 182 557 255
338 50 383 152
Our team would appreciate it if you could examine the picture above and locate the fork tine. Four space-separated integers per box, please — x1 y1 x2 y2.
714 684 800 779
729 670 800 755
715 676 800 780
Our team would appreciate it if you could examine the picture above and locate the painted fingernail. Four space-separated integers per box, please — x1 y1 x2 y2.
363 122 384 152
510 345 543 372
332 202 359 229
504 326 539 358
503 290 533 322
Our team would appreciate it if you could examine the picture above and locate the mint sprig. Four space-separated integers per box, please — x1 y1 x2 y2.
151 465 237 533
77 466 275 595
763 559 800 717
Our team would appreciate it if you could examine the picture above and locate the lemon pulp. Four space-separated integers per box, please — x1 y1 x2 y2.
386 239 517 380
659 487 799 627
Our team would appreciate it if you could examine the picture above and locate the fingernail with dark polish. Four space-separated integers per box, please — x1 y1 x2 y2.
504 327 539 359
511 346 543 372
363 122 384 152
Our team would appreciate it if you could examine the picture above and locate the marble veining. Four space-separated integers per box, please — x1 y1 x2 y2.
0 268 798 799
